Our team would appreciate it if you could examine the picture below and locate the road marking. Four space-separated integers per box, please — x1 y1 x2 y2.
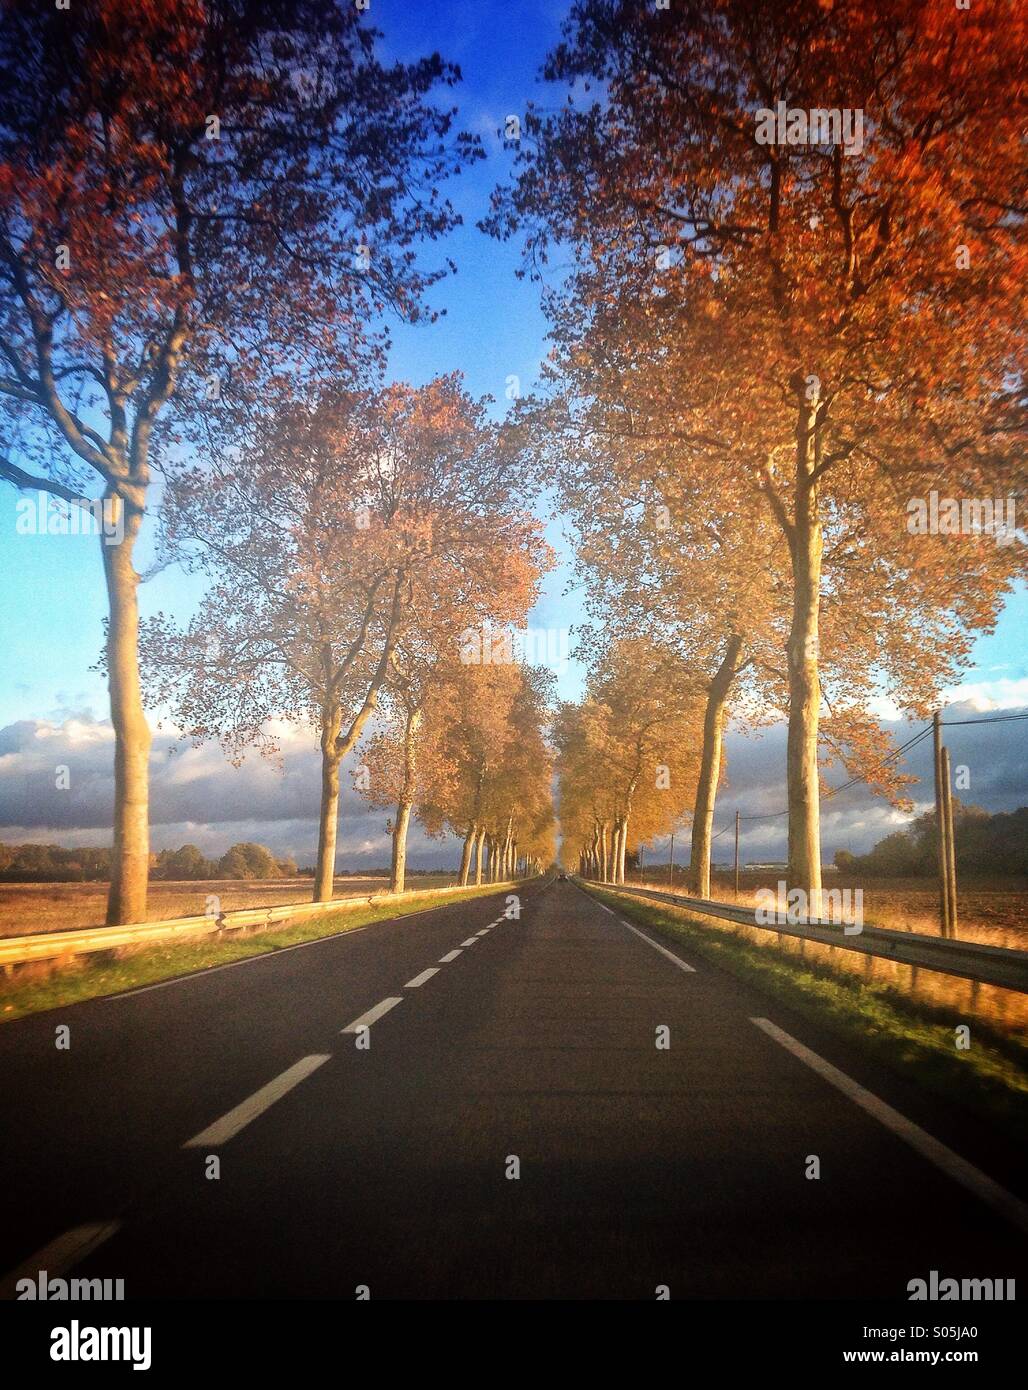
109 926 374 996
459 937 479 947
108 889 531 1000
0 1221 122 1300
621 920 696 973
439 949 462 962
476 929 491 936
405 967 439 988
751 1017 1028 1236
341 997 404 1033
183 1054 331 1148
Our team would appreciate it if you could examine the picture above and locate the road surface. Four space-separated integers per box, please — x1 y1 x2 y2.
1 878 1025 1299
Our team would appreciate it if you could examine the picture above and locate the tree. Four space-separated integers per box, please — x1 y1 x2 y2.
543 418 787 895
356 507 548 895
217 842 278 881
0 0 479 922
147 377 547 900
418 660 555 886
488 0 1026 900
557 639 703 883
153 843 214 880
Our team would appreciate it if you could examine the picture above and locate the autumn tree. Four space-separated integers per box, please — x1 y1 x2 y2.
418 660 554 886
557 639 702 884
146 377 547 902
355 522 549 894
0 0 479 922
488 0 1027 900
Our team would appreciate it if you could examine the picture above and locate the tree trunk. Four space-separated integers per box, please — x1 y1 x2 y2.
786 402 824 905
617 817 629 883
459 827 475 887
599 821 610 881
314 703 343 903
391 799 413 895
611 819 623 884
389 707 422 895
690 634 744 898
474 827 486 885
103 496 152 925
314 753 341 903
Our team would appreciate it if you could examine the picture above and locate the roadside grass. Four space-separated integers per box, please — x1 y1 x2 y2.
0 883 513 1023
585 884 1028 1148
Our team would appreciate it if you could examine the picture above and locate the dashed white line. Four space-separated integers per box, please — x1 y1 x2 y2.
439 949 462 962
621 919 696 973
183 1054 331 1148
405 967 439 988
459 937 479 947
475 929 491 937
0 1222 122 1300
751 1017 1028 1235
341 997 404 1033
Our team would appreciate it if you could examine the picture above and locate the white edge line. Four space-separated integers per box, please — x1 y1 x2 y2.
183 1054 332 1149
404 967 439 989
110 887 528 1001
0 1221 122 1300
341 996 404 1034
751 1016 1028 1236
621 919 696 973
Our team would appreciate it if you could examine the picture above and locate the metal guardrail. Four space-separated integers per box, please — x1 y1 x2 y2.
0 879 520 973
580 880 1028 995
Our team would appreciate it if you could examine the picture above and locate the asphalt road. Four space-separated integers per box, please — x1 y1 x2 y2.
1 877 1026 1300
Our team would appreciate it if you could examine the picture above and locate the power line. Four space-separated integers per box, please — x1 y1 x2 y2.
941 712 1028 726
736 721 935 821
647 708 1023 856
823 723 935 801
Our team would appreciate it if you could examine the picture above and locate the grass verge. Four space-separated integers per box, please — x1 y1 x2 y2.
585 884 1028 1149
0 883 512 1023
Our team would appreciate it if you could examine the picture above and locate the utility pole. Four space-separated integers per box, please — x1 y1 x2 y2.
734 810 741 898
933 711 952 937
941 744 958 938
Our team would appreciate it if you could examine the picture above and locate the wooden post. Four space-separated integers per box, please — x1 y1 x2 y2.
734 810 740 898
941 744 958 938
933 711 951 937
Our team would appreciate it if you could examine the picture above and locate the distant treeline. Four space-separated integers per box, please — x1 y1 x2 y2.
834 805 1028 878
0 841 296 883
0 841 449 883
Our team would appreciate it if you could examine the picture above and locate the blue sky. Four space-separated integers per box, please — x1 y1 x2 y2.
0 0 1024 867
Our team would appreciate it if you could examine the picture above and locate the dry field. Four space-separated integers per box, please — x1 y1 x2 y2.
634 867 1028 948
0 873 457 937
